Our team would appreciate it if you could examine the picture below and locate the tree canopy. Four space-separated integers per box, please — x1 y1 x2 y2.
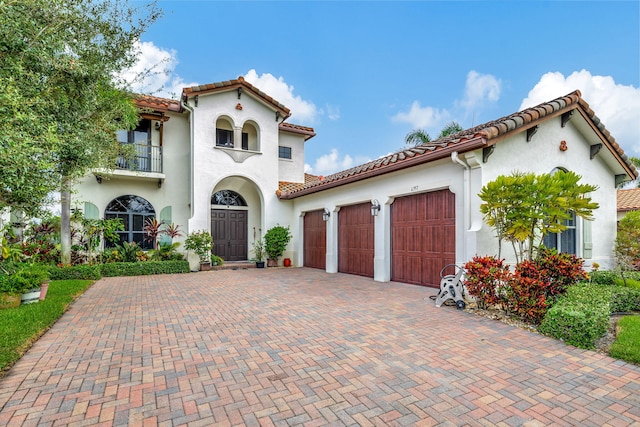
479 170 599 262
403 121 463 148
0 0 159 215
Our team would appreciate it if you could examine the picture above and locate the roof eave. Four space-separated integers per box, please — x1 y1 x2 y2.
279 137 487 199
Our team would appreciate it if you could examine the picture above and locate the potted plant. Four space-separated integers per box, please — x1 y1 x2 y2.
184 230 214 270
252 238 266 268
264 225 292 267
0 265 49 306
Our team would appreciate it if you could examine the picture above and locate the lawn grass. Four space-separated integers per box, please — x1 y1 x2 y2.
0 280 93 377
609 315 640 365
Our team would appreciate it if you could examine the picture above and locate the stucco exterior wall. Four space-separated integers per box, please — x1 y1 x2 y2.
277 133 306 183
473 115 617 269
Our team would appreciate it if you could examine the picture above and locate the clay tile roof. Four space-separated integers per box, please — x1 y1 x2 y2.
618 188 640 212
279 90 637 199
134 94 182 113
278 174 323 195
182 76 291 117
279 122 316 140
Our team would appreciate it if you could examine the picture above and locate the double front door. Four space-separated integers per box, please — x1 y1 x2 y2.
211 209 247 261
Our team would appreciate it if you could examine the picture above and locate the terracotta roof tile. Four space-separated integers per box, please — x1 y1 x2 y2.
618 188 640 212
134 94 182 113
182 76 291 117
279 90 637 199
279 122 316 140
278 174 323 195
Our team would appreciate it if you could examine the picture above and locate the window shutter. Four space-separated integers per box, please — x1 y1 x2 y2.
583 219 593 259
159 206 172 245
84 202 99 220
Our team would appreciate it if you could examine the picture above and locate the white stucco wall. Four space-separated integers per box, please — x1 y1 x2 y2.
277 133 306 183
473 115 617 269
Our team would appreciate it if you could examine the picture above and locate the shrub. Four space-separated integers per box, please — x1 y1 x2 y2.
463 256 510 309
211 255 224 267
49 265 102 280
264 225 292 261
184 231 213 263
539 283 640 349
503 275 548 324
100 260 189 277
590 270 617 285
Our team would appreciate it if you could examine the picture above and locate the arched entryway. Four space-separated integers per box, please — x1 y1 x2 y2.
210 178 262 262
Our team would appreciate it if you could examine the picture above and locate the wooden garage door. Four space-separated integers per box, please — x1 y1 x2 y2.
304 210 326 270
391 190 455 287
338 203 374 278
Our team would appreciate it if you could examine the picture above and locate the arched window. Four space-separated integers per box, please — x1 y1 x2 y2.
105 195 156 249
211 190 247 207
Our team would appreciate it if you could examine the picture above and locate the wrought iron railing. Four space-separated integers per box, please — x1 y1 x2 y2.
116 144 162 173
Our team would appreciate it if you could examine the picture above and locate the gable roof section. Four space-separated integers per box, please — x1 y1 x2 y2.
279 90 637 199
279 122 316 141
618 188 640 212
182 76 291 118
134 94 183 113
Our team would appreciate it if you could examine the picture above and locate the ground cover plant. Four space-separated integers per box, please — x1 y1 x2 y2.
0 280 93 377
609 316 640 364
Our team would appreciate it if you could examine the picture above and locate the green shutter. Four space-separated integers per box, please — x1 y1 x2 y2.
84 202 99 220
583 219 593 259
159 206 172 245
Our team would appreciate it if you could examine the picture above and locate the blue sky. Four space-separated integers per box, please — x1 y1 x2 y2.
129 0 640 176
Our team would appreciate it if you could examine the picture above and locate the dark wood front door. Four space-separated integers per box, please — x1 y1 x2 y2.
338 203 374 278
211 209 247 261
391 190 455 287
304 210 327 270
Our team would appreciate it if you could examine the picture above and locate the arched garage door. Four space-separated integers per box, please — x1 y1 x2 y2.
338 203 374 278
391 189 455 287
304 210 326 270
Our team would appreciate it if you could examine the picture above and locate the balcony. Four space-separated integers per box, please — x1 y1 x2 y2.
116 144 163 173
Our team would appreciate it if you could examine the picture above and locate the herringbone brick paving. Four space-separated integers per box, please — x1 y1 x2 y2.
0 268 639 426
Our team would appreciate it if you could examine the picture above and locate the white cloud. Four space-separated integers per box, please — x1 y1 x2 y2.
305 149 371 176
324 104 341 121
521 70 640 156
392 70 501 132
244 70 318 124
459 70 502 112
392 101 449 129
118 41 198 99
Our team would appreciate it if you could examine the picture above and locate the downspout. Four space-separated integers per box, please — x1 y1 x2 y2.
182 98 195 220
451 152 470 263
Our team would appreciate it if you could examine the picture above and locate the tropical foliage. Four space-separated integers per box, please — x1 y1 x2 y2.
479 170 598 262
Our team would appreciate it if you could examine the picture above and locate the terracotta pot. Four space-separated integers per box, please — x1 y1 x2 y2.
267 259 278 267
200 262 211 271
0 293 21 309
283 258 292 267
39 281 49 300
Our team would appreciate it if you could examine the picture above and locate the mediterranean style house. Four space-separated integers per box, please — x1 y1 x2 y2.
73 77 637 286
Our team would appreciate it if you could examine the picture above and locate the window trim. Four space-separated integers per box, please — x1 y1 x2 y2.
278 145 292 160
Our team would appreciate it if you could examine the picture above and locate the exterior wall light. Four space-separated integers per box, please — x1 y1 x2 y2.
322 208 330 221
371 199 381 216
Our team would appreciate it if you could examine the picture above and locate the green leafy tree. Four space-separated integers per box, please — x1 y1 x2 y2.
615 210 640 280
0 0 161 264
479 170 599 262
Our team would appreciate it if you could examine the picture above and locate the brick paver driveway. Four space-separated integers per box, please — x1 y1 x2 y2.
1 268 639 426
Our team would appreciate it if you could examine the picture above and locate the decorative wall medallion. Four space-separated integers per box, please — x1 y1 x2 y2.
559 140 568 151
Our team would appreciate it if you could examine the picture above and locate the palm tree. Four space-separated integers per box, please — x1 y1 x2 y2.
404 129 431 146
403 121 463 149
438 121 463 138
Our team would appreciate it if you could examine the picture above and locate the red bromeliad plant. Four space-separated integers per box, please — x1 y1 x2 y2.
463 256 510 309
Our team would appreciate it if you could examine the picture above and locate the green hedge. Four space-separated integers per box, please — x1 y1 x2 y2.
539 283 640 349
100 260 190 277
46 260 190 280
49 265 102 281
